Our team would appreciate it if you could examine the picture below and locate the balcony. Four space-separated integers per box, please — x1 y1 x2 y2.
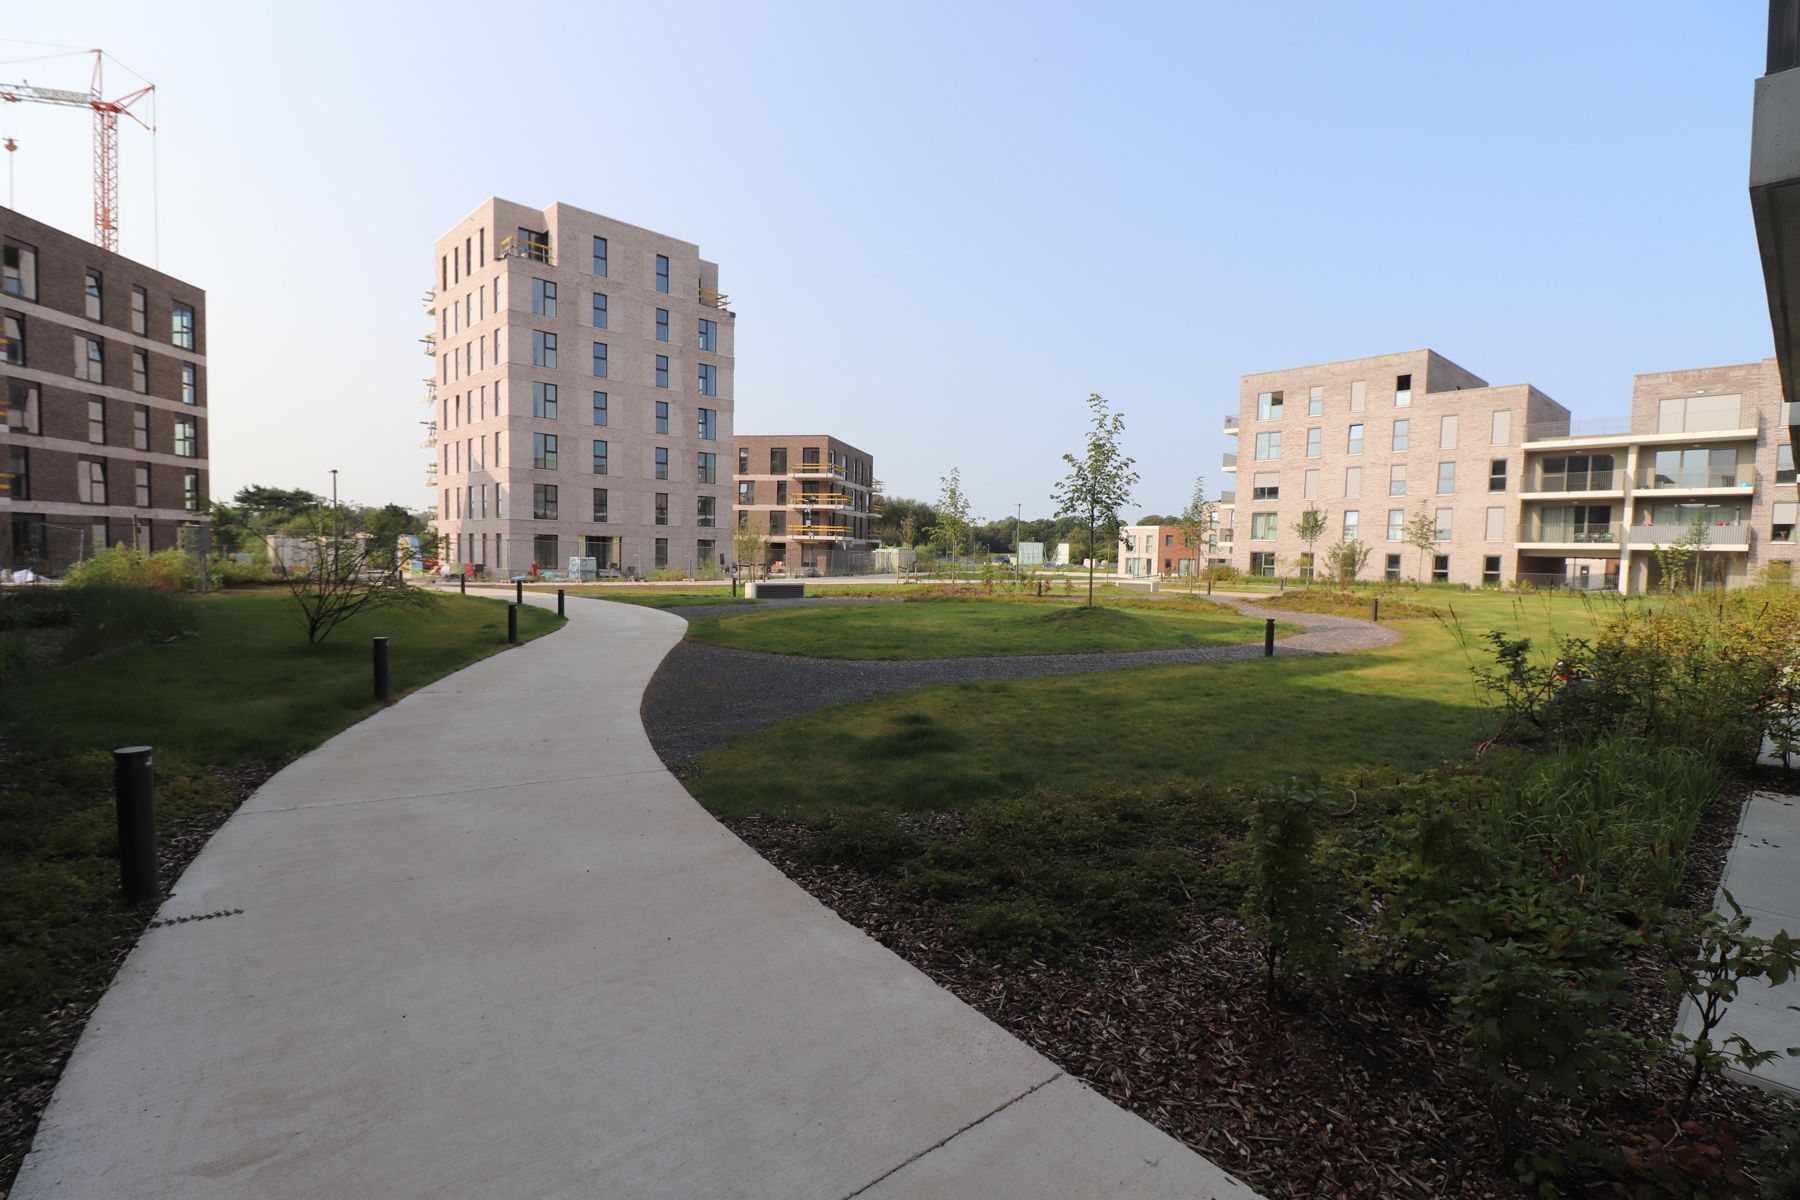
792 524 853 540
500 233 552 265
1516 521 1621 547
1523 416 1634 443
1217 490 1236 506
1626 524 1751 549
1221 453 1237 473
1632 465 1755 492
1223 414 1239 435
790 462 844 478
1520 470 1622 495
423 288 436 314
699 285 730 310
1784 400 1799 429
421 334 436 356
796 493 852 508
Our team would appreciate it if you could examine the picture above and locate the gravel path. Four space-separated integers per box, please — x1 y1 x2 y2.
642 597 1400 770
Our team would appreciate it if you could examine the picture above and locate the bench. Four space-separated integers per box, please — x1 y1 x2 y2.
748 581 805 599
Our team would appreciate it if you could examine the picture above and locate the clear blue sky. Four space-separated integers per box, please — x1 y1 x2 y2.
3 2 1774 520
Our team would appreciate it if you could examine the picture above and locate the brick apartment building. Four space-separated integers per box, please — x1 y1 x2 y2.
1117 524 1201 578
732 434 877 575
1 206 208 574
1220 349 1796 591
429 199 733 578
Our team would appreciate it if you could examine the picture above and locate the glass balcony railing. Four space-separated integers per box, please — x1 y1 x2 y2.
1221 452 1237 470
1521 470 1619 493
1626 524 1751 548
1223 414 1239 433
1633 465 1754 491
1517 522 1620 545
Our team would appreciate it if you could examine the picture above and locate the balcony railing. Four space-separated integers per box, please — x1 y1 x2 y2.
793 524 853 539
500 233 552 264
421 334 437 356
1223 414 1239 433
1521 470 1621 493
790 462 843 478
1517 522 1620 545
699 286 730 310
1633 465 1755 491
1217 490 1236 506
1221 453 1237 471
796 493 852 508
1626 524 1751 548
1524 416 1634 442
423 288 436 314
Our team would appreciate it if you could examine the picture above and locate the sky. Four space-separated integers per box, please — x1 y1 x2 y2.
0 2 1776 521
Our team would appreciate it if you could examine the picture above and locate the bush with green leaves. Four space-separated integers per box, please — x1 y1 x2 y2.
62 546 199 591
1242 785 1347 995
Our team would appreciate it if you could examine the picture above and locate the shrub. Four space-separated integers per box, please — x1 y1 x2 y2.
1242 786 1346 995
648 566 688 582
62 546 199 591
209 553 274 588
798 811 921 874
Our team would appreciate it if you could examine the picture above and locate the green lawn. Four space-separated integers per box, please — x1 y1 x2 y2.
683 597 1289 660
690 590 1632 818
524 584 750 609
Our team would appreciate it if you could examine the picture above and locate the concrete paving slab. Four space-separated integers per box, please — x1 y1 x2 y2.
15 592 1258 1199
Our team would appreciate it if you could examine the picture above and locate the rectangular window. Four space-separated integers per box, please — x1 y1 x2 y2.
698 539 716 567
698 318 717 352
1 446 23 501
1303 468 1319 499
172 303 196 350
1250 512 1277 539
592 292 608 329
1771 501 1798 543
1439 413 1459 450
738 446 749 474
1432 554 1449 584
655 355 669 388
1343 510 1360 541
1257 390 1284 420
1434 507 1453 540
1392 419 1409 451
769 511 787 535
1349 379 1366 412
655 447 669 480
592 487 608 522
76 336 105 383
1437 461 1456 494
698 363 718 396
135 464 150 506
655 254 670 294
1388 463 1406 496
1305 427 1321 458
532 330 557 368
1385 553 1402 582
1395 373 1412 407
533 484 559 520
181 363 197 405
533 534 558 568
5 382 39 433
655 400 669 434
1 312 21 365
697 451 717 484
533 432 558 469
1347 423 1364 455
1491 409 1511 445
130 349 148 394
697 496 717 527
1249 551 1277 577
1776 443 1795 484
85 271 103 320
656 308 670 342
655 537 669 569
184 470 200 512
592 391 608 426
1308 385 1323 416
88 399 107 444
738 480 756 505
770 447 788 474
1489 458 1507 492
593 236 609 277
532 381 558 418
1485 506 1504 541
1387 509 1405 540
1252 471 1279 501
697 407 717 440
592 439 608 475
79 459 107 504
655 492 669 525
2 240 36 298
1253 431 1281 460
130 286 146 335
592 341 608 378
1483 555 1502 585
133 405 149 450
532 278 557 317
1344 465 1362 498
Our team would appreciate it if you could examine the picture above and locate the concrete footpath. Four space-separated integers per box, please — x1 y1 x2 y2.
15 592 1256 1199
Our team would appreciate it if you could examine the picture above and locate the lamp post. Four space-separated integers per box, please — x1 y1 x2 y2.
1014 503 1022 565
329 468 339 576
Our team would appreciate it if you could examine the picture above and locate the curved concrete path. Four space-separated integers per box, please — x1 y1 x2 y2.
15 591 1255 1200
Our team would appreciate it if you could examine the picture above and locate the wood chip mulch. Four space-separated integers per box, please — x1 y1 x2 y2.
725 782 1795 1199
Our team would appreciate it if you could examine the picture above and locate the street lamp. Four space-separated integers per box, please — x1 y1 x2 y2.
1014 503 1022 565
329 468 339 575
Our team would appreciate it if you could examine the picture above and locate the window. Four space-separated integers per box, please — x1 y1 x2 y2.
1343 510 1360 541
532 381 558 418
533 432 558 469
1164 533 1175 547
88 399 107 444
1303 468 1320 499
76 336 105 383
1388 464 1406 496
1437 461 1456 494
1253 431 1281 460
697 407 717 440
1252 472 1279 501
697 451 717 483
85 271 103 320
589 295 610 334
1386 509 1405 540
1349 379 1367 412
655 400 669 434
655 355 669 388
592 341 608 378
1432 554 1449 584
172 303 195 350
135 464 149 506
3 447 24 500
0 312 20 365
1489 459 1507 492
133 406 149 450
532 278 557 316
1257 390 1284 420
1772 501 1797 543
1491 410 1511 446
5 382 38 433
2 240 36 298
532 330 557 368
79 460 107 504
130 349 148 394
593 488 608 522
1385 553 1402 582
697 496 716 527
769 511 787 535
656 308 669 342
738 446 749 474
533 534 558 568
1485 507 1504 541
655 446 669 480
655 493 669 525
1439 413 1458 450
698 318 717 352
1344 465 1361 498
130 286 146 335
1395 373 1412 407
1537 453 1616 492
770 447 787 474
655 537 669 568
1434 507 1453 540
739 480 756 505
1305 427 1321 458
1249 551 1277 577
179 363 197 405
184 471 200 512
1778 443 1795 484
533 484 558 519
1250 513 1277 539
1392 419 1409 451
655 254 670 294
1308 385 1323 416
698 363 717 396
592 439 608 475
1347 423 1364 455
592 391 608 425
593 236 609 277
1656 393 1743 434
514 227 550 263
698 539 716 567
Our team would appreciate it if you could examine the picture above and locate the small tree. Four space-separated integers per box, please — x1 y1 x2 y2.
1654 513 1712 594
731 516 766 585
275 506 431 645
1323 539 1370 587
1177 477 1216 593
930 467 973 570
1051 393 1139 608
1402 507 1439 584
1293 504 1327 586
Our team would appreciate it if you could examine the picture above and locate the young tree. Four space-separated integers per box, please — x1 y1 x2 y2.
1177 478 1217 593
1324 539 1371 587
1402 507 1439 584
1654 512 1713 593
1292 504 1328 586
1052 393 1139 607
930 467 973 567
274 506 431 644
731 515 767 585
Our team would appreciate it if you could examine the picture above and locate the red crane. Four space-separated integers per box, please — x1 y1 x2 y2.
0 48 154 251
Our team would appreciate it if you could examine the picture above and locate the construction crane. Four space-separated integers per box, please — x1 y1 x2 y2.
0 48 153 251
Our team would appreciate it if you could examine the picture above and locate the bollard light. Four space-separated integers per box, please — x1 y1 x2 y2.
114 746 157 904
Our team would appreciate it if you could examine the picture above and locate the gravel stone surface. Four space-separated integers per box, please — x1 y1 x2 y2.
643 598 1400 770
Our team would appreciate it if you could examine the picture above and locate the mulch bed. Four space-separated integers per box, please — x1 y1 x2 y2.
724 780 1793 1199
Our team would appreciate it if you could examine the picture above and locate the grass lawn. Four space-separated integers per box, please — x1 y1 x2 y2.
690 590 1631 818
524 584 750 609
0 589 561 1186
683 596 1290 660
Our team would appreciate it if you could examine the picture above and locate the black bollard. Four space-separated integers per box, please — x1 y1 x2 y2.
1371 598 1380 623
373 636 391 702
508 603 519 644
557 588 566 617
515 579 523 605
114 746 157 903
458 573 466 595
1264 618 1275 657
1207 577 1213 596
